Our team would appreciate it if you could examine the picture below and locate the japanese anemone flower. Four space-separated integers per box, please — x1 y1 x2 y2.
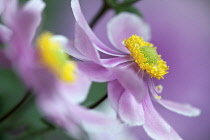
67 0 201 139
0 0 122 139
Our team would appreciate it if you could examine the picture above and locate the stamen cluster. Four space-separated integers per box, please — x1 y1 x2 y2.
123 35 169 79
36 32 76 82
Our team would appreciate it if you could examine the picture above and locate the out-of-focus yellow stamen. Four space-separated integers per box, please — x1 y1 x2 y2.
36 32 76 82
155 95 162 100
123 35 169 80
156 85 163 93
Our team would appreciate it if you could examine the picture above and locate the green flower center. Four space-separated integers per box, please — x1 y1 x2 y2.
140 46 158 65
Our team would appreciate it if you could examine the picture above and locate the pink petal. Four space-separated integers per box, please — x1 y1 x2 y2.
17 0 45 45
118 90 145 126
38 86 122 139
64 40 91 61
37 95 83 139
58 68 92 104
69 104 122 134
108 80 124 111
74 23 100 63
0 24 12 43
111 66 146 103
2 0 18 24
7 0 45 45
0 0 3 15
100 55 133 67
5 0 45 62
52 34 91 61
157 99 201 117
142 94 182 140
107 12 151 53
89 127 137 140
71 0 123 56
77 62 115 82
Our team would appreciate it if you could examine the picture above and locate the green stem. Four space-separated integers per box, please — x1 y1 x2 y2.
118 0 140 7
88 94 108 109
0 90 32 123
89 0 110 28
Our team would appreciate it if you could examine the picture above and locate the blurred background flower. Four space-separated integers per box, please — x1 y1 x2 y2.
1 0 210 140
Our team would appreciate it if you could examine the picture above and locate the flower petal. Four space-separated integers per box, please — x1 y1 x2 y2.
143 94 182 140
111 66 146 102
52 34 91 61
8 0 45 45
100 56 133 67
108 80 124 111
37 81 122 139
107 12 151 53
64 40 91 61
2 0 17 24
0 0 3 15
89 127 137 140
71 0 123 56
37 95 84 139
74 23 100 63
0 24 12 43
58 68 92 104
77 62 115 82
157 99 201 117
4 0 45 63
69 104 122 134
118 90 145 126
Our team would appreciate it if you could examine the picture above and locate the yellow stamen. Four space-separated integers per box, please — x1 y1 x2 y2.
155 95 162 100
123 35 169 79
156 85 163 93
36 32 76 82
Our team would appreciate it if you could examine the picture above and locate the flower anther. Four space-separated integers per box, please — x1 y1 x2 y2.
123 35 169 80
36 32 76 82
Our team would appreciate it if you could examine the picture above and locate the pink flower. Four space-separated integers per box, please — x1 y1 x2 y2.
69 0 201 139
0 0 122 139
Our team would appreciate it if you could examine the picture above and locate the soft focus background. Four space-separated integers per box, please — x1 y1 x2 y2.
1 0 210 140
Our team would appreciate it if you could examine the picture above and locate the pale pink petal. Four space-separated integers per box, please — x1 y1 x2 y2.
170 129 183 140
68 104 122 134
4 0 45 45
37 95 83 139
75 23 100 63
89 127 137 140
65 40 91 61
2 0 17 24
100 56 133 67
107 12 151 53
51 34 68 46
38 83 122 139
111 66 146 102
71 0 123 56
143 94 182 140
0 24 12 43
108 80 124 111
0 1 3 15
52 34 91 61
5 0 45 61
157 99 201 117
16 0 45 45
118 90 145 126
58 68 92 104
77 62 115 82
15 54 57 94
